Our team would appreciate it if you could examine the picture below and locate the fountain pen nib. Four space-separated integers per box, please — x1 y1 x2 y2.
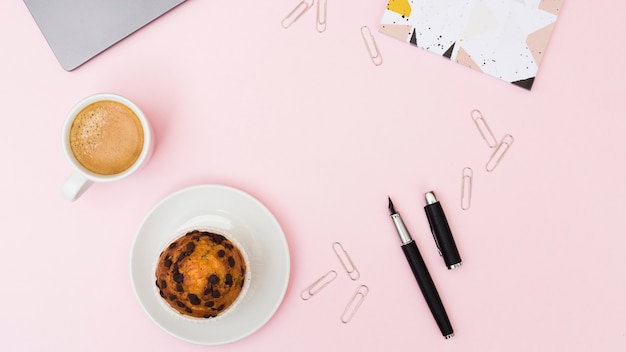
388 196 396 214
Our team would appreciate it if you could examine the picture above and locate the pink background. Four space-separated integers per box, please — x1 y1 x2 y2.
1 1 625 351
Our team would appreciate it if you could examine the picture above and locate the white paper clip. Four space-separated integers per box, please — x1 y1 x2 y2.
471 109 498 148
360 26 383 66
300 270 337 300
316 0 327 33
341 285 369 323
281 0 314 29
486 134 514 172
461 167 473 210
332 242 360 280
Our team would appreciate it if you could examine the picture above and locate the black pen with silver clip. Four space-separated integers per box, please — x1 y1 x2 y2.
424 191 462 269
388 196 454 339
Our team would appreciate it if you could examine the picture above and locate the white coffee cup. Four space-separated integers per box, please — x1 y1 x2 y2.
61 93 153 201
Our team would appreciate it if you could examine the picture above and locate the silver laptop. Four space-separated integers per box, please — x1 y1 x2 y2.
23 0 187 71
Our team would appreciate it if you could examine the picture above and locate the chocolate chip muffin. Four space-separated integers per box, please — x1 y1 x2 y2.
155 230 248 318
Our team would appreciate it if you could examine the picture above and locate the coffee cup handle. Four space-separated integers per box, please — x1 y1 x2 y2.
62 172 94 201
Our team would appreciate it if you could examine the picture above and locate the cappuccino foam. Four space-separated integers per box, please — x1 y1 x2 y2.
69 100 144 175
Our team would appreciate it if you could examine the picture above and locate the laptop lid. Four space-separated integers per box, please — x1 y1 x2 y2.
23 0 187 71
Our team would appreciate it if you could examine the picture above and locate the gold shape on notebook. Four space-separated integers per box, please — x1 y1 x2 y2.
300 270 337 300
486 134 514 172
281 0 314 29
361 26 383 66
386 0 412 18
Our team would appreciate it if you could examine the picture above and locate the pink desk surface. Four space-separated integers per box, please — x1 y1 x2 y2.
1 1 625 351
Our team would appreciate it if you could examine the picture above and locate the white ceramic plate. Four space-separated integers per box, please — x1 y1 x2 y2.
130 184 290 345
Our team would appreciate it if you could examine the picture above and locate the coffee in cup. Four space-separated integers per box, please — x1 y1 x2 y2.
61 93 153 201
69 100 144 175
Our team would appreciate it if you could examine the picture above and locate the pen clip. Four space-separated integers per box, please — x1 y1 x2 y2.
425 207 443 256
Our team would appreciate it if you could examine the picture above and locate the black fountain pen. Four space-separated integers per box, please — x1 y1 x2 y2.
388 197 454 339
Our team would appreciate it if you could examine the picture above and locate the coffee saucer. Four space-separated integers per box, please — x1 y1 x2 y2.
130 184 290 345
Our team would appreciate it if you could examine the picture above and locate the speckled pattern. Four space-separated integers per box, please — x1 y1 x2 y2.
380 0 563 90
155 230 247 319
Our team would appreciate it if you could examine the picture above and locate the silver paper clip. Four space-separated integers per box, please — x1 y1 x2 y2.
332 242 360 280
360 26 383 66
471 109 498 148
486 134 514 172
300 270 337 300
281 0 315 29
341 285 369 323
461 167 473 210
316 0 327 33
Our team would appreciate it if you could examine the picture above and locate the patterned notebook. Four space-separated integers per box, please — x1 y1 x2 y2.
380 0 563 90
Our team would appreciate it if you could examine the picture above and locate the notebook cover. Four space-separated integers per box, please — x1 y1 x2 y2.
379 0 563 90
23 0 187 71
